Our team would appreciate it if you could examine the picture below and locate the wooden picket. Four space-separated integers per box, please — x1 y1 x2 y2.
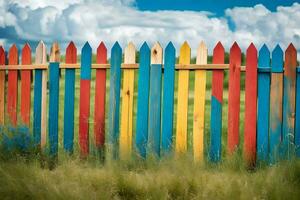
0 40 299 166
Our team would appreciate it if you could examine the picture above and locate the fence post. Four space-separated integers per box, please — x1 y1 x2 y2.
176 41 190 154
193 41 207 161
0 46 5 126
64 42 77 153
296 66 300 157
79 42 92 158
244 43 257 166
7 44 18 126
48 42 60 157
34 41 47 147
136 42 150 158
282 44 297 159
162 42 175 154
257 44 271 162
109 42 122 159
210 42 225 162
227 42 241 154
269 45 283 163
120 42 136 159
94 42 107 152
148 42 163 157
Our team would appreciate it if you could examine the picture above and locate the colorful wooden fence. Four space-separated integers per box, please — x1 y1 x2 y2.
0 41 299 166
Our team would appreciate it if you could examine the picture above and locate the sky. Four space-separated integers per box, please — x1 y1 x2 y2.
0 0 299 56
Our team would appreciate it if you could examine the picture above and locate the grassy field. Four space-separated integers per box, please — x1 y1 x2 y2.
0 55 300 199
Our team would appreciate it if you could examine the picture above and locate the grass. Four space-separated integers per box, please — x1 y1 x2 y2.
0 55 299 199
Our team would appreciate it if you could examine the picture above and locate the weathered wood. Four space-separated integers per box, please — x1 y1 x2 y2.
33 41 47 146
109 42 122 159
7 44 18 126
79 42 92 157
48 42 60 156
193 41 207 161
20 43 32 126
296 66 300 157
244 43 257 166
227 42 241 154
161 42 175 153
148 42 163 156
120 42 136 159
136 42 151 158
94 42 107 150
282 43 297 159
210 42 225 162
269 45 283 163
0 46 5 125
64 41 77 153
176 41 191 153
257 44 271 162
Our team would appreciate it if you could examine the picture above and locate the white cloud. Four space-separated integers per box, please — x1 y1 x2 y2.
0 0 299 57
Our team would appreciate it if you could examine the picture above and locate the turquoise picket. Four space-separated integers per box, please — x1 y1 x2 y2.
296 66 300 157
48 62 60 156
257 44 271 162
269 45 283 164
33 69 42 145
136 42 151 158
109 42 122 159
148 63 162 156
161 42 175 153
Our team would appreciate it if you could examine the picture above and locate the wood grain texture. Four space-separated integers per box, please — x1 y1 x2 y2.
64 41 77 153
79 42 92 157
94 42 107 149
0 46 5 125
148 42 163 156
193 41 207 161
210 42 225 162
282 43 297 159
33 41 47 146
257 44 271 162
20 43 32 126
176 41 191 153
161 42 175 153
227 42 241 154
120 42 136 159
109 42 122 159
244 43 257 166
135 42 150 158
269 45 283 163
7 44 18 126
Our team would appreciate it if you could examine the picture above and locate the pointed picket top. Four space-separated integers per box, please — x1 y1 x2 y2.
286 43 297 53
196 41 207 65
9 44 18 64
246 43 257 58
0 46 5 64
97 41 107 64
230 41 241 53
50 42 60 62
22 43 31 64
65 41 77 64
258 44 270 68
112 41 122 54
124 42 136 64
151 42 163 64
284 43 297 77
140 41 150 53
81 42 92 80
272 44 283 72
179 41 191 65
35 41 47 64
214 41 225 52
166 42 175 53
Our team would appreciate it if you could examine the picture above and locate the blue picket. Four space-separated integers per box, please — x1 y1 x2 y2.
257 44 271 162
109 42 122 159
296 67 300 157
148 63 162 156
136 42 151 158
48 62 60 156
161 42 175 153
33 69 42 145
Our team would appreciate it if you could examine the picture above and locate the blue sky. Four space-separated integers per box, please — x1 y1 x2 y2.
0 0 299 55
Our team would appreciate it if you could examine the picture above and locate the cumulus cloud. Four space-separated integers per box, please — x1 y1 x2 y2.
0 0 299 56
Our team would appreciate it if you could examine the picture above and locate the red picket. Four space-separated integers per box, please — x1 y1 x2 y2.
21 43 32 126
244 43 258 165
94 42 107 149
0 46 5 125
227 42 241 154
7 44 18 126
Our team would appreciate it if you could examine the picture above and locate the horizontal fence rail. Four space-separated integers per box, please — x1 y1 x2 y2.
0 40 299 167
